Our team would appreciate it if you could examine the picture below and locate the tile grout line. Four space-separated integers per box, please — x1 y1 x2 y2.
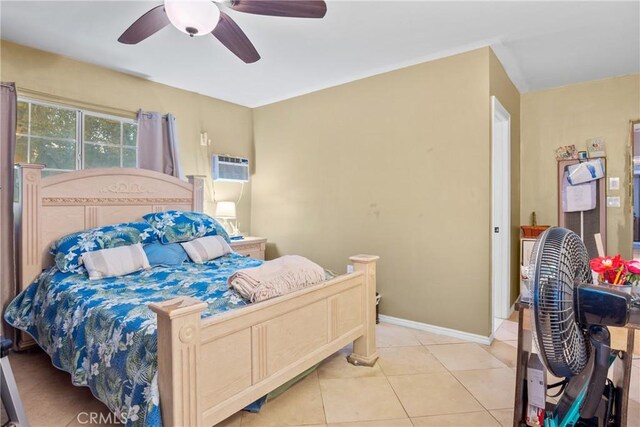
446 365 502 421
65 412 79 427
375 336 415 423
379 331 511 424
319 360 408 426
487 409 509 427
409 325 514 423
379 368 413 422
410 409 506 425
383 363 510 422
424 344 509 372
430 330 514 422
317 365 330 427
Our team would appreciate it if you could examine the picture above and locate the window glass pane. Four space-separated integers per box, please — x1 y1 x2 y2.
123 123 137 146
13 166 20 203
85 115 121 145
30 137 76 170
123 147 137 168
16 135 28 163
84 143 121 169
30 104 76 139
17 101 28 135
42 170 69 178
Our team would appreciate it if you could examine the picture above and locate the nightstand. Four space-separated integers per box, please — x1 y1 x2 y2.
229 236 267 260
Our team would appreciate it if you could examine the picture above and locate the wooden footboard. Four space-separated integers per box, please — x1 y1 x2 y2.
149 255 379 427
15 165 378 425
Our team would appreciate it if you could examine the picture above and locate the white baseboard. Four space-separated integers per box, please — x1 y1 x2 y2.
378 314 493 345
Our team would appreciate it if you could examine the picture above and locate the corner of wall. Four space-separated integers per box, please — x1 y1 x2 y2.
488 48 522 307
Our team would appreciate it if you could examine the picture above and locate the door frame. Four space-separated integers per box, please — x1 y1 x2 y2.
631 120 640 257
491 96 511 329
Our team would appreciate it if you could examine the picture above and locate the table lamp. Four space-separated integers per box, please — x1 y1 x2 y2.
215 201 239 236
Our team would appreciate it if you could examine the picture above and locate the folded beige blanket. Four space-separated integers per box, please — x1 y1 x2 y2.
228 255 325 303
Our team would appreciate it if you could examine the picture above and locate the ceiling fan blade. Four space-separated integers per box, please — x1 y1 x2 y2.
229 0 327 18
118 5 170 44
212 12 260 63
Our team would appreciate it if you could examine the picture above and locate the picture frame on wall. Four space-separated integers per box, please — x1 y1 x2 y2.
554 144 578 160
521 238 536 266
586 137 606 158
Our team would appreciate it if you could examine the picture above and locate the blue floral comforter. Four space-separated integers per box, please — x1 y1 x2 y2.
4 253 263 427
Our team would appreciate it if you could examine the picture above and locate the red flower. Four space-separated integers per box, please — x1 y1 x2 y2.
626 259 640 275
590 255 622 273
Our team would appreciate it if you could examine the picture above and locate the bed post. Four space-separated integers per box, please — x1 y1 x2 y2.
17 163 44 291
149 297 207 427
186 175 205 212
347 254 380 367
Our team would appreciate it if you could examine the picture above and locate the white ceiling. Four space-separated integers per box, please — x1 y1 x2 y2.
1 1 638 107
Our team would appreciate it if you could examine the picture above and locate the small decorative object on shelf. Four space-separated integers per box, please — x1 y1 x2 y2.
520 211 550 238
590 254 640 297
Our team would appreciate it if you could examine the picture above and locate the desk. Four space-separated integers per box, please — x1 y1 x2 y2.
513 301 636 426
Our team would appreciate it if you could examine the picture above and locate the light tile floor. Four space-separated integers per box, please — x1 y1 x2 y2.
8 320 640 427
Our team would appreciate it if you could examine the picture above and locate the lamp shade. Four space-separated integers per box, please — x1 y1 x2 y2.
164 0 220 37
215 201 236 219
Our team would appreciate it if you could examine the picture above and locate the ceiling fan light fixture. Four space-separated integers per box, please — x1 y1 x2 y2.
164 0 220 36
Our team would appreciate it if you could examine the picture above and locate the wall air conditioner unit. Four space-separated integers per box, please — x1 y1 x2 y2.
212 154 249 182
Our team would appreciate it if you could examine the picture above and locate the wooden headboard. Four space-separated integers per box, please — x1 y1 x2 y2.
17 164 205 290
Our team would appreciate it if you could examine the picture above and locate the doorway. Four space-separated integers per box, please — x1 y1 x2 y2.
491 96 511 332
632 122 640 260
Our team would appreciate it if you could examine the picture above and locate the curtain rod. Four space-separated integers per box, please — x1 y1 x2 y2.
17 86 137 118
137 110 172 120
0 83 16 91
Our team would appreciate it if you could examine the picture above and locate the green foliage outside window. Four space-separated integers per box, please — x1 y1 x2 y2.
15 100 137 172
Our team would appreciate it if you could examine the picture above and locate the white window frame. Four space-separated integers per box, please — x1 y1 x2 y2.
17 97 138 173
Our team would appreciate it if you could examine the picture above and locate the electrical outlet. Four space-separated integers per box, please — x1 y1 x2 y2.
606 196 621 208
346 264 354 274
609 177 620 190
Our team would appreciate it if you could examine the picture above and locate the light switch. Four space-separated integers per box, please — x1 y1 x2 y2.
609 177 620 190
606 196 621 208
200 132 209 146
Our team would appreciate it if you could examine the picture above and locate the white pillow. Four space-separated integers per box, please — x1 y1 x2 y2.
82 243 150 280
181 235 232 263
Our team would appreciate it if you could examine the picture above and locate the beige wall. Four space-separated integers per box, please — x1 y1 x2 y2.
489 50 521 304
252 48 502 336
0 40 254 231
521 74 640 258
2 39 526 336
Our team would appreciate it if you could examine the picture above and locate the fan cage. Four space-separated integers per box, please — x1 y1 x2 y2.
528 227 592 378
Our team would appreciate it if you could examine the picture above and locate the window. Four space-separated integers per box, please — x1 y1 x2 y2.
16 99 137 176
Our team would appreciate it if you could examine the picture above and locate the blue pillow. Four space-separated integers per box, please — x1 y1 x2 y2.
142 210 230 244
144 243 188 267
50 222 157 272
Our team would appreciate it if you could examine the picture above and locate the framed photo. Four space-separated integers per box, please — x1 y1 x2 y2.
578 151 588 160
521 239 536 266
587 137 606 158
555 144 578 160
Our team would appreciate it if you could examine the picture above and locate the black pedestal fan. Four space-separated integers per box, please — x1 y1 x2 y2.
528 227 640 426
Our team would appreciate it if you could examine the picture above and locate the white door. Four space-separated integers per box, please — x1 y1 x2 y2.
491 96 511 329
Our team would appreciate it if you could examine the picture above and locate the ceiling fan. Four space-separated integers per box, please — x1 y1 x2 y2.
118 0 327 64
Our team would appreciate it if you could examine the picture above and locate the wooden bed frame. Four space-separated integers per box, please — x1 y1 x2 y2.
16 164 379 426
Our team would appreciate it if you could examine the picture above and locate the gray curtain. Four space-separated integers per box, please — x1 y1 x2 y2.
1 82 17 339
136 110 183 179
